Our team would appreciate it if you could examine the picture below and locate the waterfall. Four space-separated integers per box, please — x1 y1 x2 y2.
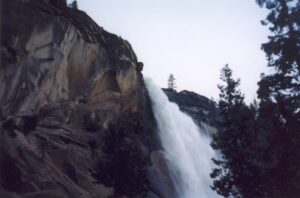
145 79 220 198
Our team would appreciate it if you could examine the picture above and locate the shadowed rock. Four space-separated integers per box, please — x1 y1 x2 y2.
0 0 218 197
163 89 220 135
0 0 164 197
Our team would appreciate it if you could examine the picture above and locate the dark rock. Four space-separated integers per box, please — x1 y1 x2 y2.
20 115 38 135
49 0 67 9
163 89 220 135
2 119 18 137
0 154 22 192
62 161 79 184
2 119 16 132
137 61 144 71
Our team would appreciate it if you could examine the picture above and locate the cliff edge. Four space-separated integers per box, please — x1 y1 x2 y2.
163 89 219 135
0 1 164 197
0 1 217 197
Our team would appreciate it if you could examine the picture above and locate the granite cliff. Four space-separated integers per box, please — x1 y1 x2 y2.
1 1 160 197
0 1 218 197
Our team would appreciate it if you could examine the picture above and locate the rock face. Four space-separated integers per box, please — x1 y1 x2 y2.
0 1 219 197
0 1 171 197
163 89 219 135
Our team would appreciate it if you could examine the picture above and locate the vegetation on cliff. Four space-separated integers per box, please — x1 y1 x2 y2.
93 112 150 197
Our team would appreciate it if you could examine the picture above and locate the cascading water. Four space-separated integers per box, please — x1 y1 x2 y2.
145 79 220 198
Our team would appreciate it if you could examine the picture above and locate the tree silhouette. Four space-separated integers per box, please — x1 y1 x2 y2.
70 0 78 9
211 65 260 197
93 113 149 197
210 1 300 197
255 0 300 196
168 74 176 91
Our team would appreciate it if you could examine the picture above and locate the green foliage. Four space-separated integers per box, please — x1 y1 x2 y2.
94 113 149 197
211 1 300 197
255 0 300 196
217 64 244 111
211 65 261 197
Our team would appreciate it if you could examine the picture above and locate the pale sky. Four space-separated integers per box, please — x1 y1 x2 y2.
69 0 270 103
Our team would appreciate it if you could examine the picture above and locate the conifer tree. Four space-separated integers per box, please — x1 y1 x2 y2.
256 0 300 196
211 65 260 197
211 1 300 197
94 113 149 197
168 74 176 91
70 0 78 9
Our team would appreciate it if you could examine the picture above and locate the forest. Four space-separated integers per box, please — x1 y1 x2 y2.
210 0 300 197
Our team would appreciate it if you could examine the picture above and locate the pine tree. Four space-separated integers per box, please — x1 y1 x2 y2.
70 0 78 9
94 113 149 197
168 74 176 91
256 0 300 196
211 65 261 197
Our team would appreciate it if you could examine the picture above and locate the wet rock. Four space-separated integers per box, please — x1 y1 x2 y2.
163 89 220 135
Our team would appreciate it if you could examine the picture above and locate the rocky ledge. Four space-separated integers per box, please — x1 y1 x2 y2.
163 89 219 135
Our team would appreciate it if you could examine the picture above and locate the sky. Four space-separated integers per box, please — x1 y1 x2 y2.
68 0 270 103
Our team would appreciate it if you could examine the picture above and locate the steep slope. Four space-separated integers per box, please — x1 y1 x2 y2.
0 1 165 197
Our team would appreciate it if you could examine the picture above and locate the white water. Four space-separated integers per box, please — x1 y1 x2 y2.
145 79 220 198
